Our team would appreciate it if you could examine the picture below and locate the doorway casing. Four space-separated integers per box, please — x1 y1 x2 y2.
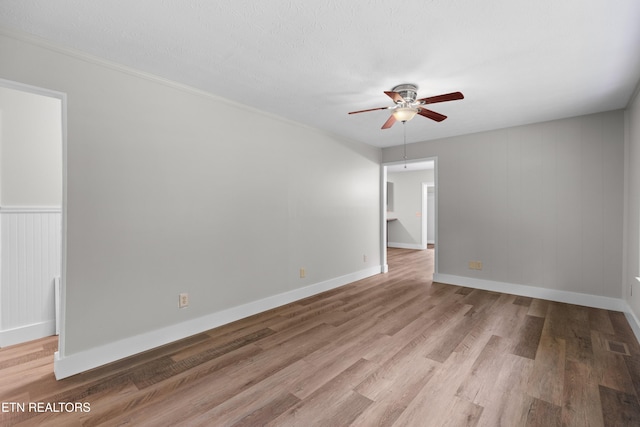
381 157 438 275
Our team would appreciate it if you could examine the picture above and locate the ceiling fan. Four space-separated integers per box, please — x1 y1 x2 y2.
348 83 464 129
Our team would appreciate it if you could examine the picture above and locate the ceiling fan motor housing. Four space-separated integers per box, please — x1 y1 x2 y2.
391 83 418 104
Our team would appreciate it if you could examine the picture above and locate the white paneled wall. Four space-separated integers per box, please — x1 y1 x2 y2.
0 207 61 347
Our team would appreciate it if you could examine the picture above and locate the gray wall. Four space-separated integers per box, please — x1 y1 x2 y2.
0 86 62 207
383 110 625 299
0 33 381 362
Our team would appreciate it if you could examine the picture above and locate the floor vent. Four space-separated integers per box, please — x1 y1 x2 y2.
606 340 631 356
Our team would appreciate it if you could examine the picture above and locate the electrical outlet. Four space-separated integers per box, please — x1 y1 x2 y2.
468 261 483 270
179 293 189 308
300 268 306 278
363 254 368 263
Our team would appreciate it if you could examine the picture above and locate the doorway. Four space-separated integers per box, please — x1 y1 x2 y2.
0 78 66 348
382 158 437 279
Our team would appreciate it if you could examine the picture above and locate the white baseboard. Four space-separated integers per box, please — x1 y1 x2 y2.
623 304 640 344
433 273 628 312
433 273 640 345
435 273 640 346
53 265 381 380
387 242 427 250
0 320 56 348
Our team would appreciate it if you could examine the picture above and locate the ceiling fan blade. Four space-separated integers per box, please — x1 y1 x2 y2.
381 115 397 129
348 106 389 114
384 91 404 103
418 108 447 122
417 91 464 105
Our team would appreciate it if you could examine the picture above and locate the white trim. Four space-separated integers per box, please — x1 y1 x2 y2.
381 165 388 273
624 304 640 344
433 273 627 311
54 277 61 335
421 183 428 249
0 77 64 99
433 157 439 276
623 108 631 299
387 242 427 250
0 206 61 213
0 320 56 348
53 265 381 379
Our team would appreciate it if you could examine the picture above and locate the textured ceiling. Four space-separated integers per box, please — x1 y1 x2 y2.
1 1 640 148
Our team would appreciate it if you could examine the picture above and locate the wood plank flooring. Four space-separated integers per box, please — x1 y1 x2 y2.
2 247 640 426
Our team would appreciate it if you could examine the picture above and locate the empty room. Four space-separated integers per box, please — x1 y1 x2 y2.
1 1 640 426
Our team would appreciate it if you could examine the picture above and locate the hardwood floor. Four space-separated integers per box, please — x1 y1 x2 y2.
2 247 640 426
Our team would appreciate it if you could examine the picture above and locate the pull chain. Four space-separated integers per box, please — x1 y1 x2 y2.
403 121 407 168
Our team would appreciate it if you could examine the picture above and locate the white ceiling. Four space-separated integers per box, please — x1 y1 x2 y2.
1 1 639 148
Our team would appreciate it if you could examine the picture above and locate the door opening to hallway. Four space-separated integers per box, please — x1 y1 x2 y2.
0 79 65 348
384 159 436 282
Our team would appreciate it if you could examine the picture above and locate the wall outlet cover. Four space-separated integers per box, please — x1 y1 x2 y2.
179 293 189 308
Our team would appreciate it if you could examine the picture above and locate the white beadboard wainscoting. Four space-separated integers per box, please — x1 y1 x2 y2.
0 207 61 347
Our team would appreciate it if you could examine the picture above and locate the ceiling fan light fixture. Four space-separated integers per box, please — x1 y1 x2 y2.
392 107 418 122
348 84 462 129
